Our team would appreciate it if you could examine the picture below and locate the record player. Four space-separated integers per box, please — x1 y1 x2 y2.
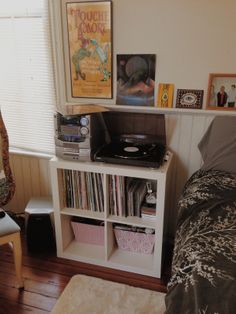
94 134 166 168
94 112 167 168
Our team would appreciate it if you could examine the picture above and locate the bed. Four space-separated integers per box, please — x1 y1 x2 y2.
165 116 236 314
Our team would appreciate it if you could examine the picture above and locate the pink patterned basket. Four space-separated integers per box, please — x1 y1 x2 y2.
71 222 104 246
114 229 155 255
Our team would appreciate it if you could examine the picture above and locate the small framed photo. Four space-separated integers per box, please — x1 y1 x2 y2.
157 83 174 108
176 89 204 109
206 73 236 110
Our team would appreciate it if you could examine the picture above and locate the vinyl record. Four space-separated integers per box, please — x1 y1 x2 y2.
114 142 157 159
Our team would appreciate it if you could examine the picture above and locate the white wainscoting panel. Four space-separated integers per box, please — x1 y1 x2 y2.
4 154 52 214
5 113 216 237
164 113 214 237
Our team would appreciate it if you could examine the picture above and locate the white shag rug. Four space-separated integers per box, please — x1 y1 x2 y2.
51 274 166 314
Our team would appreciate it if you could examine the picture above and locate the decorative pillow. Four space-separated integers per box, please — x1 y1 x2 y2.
198 116 236 174
0 111 15 206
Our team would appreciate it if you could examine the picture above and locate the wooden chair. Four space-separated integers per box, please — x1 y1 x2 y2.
0 111 24 288
0 212 24 288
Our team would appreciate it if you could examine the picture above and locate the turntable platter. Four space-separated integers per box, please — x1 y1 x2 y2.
114 142 157 159
124 146 139 153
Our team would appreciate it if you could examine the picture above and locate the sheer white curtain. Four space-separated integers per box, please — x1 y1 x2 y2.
0 0 56 154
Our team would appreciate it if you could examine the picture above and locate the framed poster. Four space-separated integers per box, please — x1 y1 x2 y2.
206 73 236 110
157 83 174 108
116 54 156 106
65 1 112 99
176 89 204 109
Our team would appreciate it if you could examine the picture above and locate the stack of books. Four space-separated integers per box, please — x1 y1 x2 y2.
140 202 156 219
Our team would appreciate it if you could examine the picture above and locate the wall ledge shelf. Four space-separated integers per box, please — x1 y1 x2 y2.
64 102 236 116
103 104 236 116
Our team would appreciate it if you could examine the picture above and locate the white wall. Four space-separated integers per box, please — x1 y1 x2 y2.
112 0 236 106
51 0 236 107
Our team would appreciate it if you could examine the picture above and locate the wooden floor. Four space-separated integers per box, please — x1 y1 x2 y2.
0 232 171 314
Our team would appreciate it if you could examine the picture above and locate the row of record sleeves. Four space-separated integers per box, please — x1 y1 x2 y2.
61 169 157 219
62 170 104 212
109 176 156 218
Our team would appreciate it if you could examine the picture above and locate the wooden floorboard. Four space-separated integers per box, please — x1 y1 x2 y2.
0 299 49 314
0 234 171 313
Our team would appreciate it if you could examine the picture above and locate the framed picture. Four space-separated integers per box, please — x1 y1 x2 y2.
116 54 156 106
176 89 204 109
206 73 236 110
64 1 112 99
157 83 174 108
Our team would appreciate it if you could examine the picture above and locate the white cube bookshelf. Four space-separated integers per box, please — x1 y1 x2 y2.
50 152 173 278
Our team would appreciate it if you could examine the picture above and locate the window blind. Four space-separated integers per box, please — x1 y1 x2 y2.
0 0 56 154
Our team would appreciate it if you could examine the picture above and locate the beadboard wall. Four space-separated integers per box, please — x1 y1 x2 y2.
5 113 215 237
165 113 214 236
4 153 52 214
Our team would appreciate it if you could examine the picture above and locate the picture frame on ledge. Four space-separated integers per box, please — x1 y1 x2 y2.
157 83 174 108
206 73 236 111
176 89 204 109
116 54 156 106
64 0 112 99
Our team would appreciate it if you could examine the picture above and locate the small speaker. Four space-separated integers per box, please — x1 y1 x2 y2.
26 214 55 252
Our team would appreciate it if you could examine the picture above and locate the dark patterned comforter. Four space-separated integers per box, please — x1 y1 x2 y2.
165 170 236 314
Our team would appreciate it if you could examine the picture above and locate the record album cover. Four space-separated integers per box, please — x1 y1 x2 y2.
116 54 156 106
